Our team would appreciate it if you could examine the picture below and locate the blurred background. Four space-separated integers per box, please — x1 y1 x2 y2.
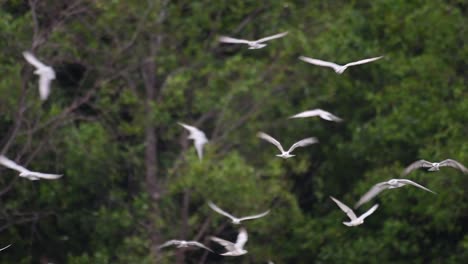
0 0 466 263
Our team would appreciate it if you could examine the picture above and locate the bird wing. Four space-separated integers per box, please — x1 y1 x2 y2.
187 241 214 252
22 51 48 69
235 228 248 249
0 155 30 174
179 122 208 160
354 182 388 208
238 210 270 221
210 236 236 251
358 204 379 220
28 171 63 180
289 109 322 119
39 74 53 101
344 56 384 67
402 160 433 175
256 31 288 43
330 196 357 220
158 240 179 249
257 132 285 153
0 244 11 251
299 56 341 71
396 179 436 194
287 137 318 153
218 36 250 44
439 159 468 173
208 201 237 221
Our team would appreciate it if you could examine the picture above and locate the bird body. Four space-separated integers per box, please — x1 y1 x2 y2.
330 196 378 227
299 55 383 74
257 132 318 159
210 228 248 256
158 240 213 252
0 155 62 180
289 109 343 122
219 32 288 49
178 122 208 160
403 159 468 175
23 51 56 101
208 201 269 224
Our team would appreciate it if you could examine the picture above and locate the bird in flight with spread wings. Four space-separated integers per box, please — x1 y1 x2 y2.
354 179 436 208
0 155 62 181
23 51 56 101
208 201 269 225
330 196 379 227
178 122 209 160
299 55 383 74
402 159 468 176
289 109 343 122
210 228 248 256
257 132 318 159
158 239 213 252
219 31 288 49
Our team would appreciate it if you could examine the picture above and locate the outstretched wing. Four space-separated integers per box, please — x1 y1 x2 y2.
330 196 357 221
158 240 179 249
299 56 341 71
439 159 468 174
218 36 250 44
22 51 47 69
257 132 285 153
28 171 63 180
396 179 436 194
39 74 53 101
358 204 379 220
187 241 214 252
0 244 11 251
402 160 433 176
210 236 236 251
289 109 322 119
344 56 384 67
354 183 388 208
235 228 248 249
0 155 29 174
178 122 208 160
287 137 318 153
256 31 288 43
238 210 270 222
208 201 237 222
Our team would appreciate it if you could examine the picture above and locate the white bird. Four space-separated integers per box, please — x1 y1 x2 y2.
22 51 56 101
354 179 436 208
330 196 379 227
257 132 318 159
178 122 209 160
210 228 248 256
402 159 468 176
208 201 269 225
158 240 213 252
299 55 383 74
289 109 343 122
0 155 62 180
0 244 11 251
219 31 288 49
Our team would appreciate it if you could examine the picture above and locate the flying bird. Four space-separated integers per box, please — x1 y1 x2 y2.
219 31 288 49
22 51 56 101
158 240 213 252
0 244 11 251
354 179 436 208
178 122 209 160
0 155 62 180
210 228 248 256
402 159 468 176
299 55 383 74
257 132 318 159
289 109 343 122
330 196 379 227
208 201 269 225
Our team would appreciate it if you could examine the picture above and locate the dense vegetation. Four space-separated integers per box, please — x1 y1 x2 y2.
0 0 466 263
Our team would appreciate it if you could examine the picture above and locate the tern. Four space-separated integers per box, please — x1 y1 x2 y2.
354 179 436 208
289 109 343 122
219 31 288 49
158 240 213 252
403 159 468 176
208 201 269 225
299 55 383 74
0 155 62 180
257 132 318 159
330 196 379 227
22 51 56 101
178 122 209 160
210 228 248 256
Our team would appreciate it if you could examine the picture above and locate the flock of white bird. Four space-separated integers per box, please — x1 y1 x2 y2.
1 31 466 261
